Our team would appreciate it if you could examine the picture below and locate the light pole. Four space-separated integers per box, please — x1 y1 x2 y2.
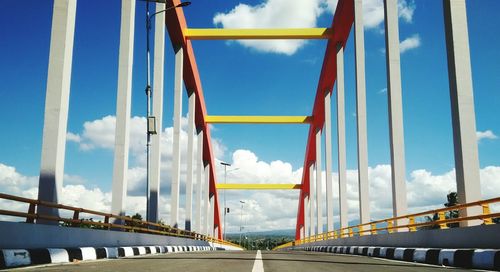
239 200 245 246
220 161 238 240
144 0 190 222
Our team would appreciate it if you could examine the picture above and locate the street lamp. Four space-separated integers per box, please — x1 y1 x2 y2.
143 0 190 222
239 200 245 246
220 161 238 240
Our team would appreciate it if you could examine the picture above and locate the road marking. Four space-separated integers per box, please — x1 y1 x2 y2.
251 250 264 272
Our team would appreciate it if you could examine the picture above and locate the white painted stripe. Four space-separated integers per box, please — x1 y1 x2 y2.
2 249 31 267
472 249 497 270
80 247 97 260
105 247 118 259
413 248 430 263
138 247 146 255
251 250 264 272
122 247 134 257
394 248 406 260
48 248 69 263
438 249 456 266
149 246 156 254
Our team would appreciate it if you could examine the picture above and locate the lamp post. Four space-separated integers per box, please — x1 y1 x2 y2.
239 200 245 246
220 162 238 240
143 0 190 222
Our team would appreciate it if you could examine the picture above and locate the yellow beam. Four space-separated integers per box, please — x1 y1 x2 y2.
216 184 302 190
205 116 312 124
184 28 333 40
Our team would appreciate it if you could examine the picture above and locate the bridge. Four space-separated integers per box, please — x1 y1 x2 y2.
1 0 499 271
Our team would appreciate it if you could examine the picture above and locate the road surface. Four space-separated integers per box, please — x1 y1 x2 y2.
18 250 471 271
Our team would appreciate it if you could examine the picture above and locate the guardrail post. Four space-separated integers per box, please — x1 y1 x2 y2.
26 203 36 223
104 216 110 230
438 211 449 229
387 220 394 233
348 228 353 237
482 204 493 225
370 223 377 235
408 217 417 232
72 210 79 221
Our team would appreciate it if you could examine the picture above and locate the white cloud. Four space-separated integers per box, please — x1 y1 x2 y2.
399 34 421 53
477 130 498 142
212 0 416 55
2 154 500 232
213 0 324 55
66 132 81 143
378 87 387 94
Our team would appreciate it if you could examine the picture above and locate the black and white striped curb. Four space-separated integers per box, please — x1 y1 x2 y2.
297 246 500 270
0 245 216 269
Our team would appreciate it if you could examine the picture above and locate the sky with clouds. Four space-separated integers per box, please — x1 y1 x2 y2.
0 0 499 234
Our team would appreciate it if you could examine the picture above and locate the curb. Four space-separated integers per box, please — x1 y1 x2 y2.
297 246 499 270
1 245 214 269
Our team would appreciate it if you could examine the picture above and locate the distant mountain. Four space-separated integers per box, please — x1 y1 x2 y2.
226 229 295 238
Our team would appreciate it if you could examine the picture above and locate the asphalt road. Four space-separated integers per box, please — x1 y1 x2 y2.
18 251 473 272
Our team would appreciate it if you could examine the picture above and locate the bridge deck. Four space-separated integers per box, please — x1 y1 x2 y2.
23 251 468 272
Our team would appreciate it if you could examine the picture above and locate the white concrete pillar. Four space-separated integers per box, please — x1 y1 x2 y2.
354 0 371 228
324 91 334 232
443 0 482 225
170 45 183 228
209 196 215 237
204 164 211 236
195 129 204 233
111 0 135 221
304 195 310 238
185 92 196 231
149 2 165 223
315 130 323 235
309 164 315 236
37 0 77 223
384 0 408 224
336 44 348 231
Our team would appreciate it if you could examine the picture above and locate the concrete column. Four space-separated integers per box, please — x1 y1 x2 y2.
304 195 310 238
384 0 408 224
315 129 323 235
110 0 135 221
324 91 334 232
354 0 371 229
148 2 165 223
309 164 315 236
336 44 348 231
170 46 183 228
204 164 211 236
37 0 77 223
185 92 196 231
209 195 214 237
195 129 204 233
443 0 482 225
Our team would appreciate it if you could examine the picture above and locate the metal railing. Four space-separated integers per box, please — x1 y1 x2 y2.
0 193 242 249
274 197 500 250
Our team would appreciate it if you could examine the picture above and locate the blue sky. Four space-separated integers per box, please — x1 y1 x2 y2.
0 0 499 231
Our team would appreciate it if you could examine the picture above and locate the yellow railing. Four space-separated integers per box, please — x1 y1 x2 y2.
0 193 242 250
274 197 500 250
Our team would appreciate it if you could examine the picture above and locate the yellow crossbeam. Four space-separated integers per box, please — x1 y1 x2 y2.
217 184 302 190
184 28 333 40
205 116 312 124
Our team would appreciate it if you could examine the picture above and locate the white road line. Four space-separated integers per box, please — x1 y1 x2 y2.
251 250 264 272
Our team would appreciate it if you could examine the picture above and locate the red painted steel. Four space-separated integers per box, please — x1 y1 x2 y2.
165 0 222 239
295 0 355 239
